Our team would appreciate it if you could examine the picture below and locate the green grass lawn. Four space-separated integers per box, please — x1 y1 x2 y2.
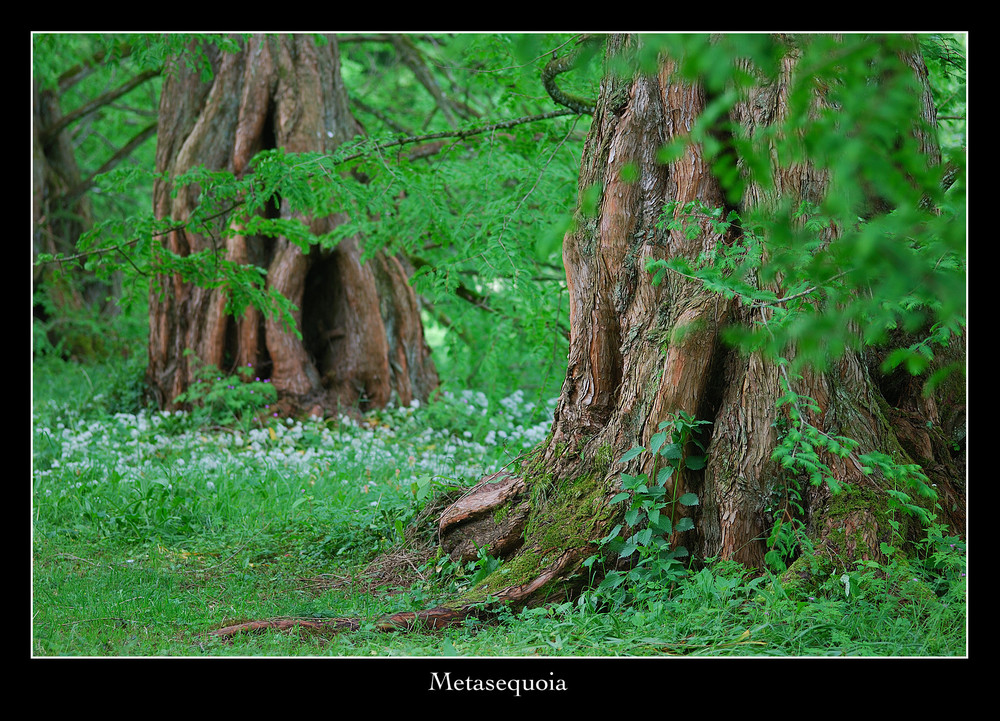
31 358 967 658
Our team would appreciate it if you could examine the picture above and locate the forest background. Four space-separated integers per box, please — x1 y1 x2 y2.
31 32 967 663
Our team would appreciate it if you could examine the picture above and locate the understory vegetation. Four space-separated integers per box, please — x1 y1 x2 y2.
33 336 966 657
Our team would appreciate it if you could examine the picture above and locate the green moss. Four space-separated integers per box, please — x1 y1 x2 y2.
527 473 555 510
592 443 614 476
780 550 826 596
455 465 619 606
829 485 888 531
781 482 904 596
670 317 707 346
492 502 511 525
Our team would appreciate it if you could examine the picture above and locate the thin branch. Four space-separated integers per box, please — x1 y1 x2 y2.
40 68 159 145
113 245 148 277
36 202 242 267
337 33 438 45
541 35 601 116
61 121 158 206
39 112 576 269
350 95 411 135
55 40 137 92
391 35 464 129
494 114 580 251
752 270 849 308
335 110 576 165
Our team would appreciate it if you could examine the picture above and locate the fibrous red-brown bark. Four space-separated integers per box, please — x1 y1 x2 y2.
208 34 964 639
431 34 965 612
147 35 437 414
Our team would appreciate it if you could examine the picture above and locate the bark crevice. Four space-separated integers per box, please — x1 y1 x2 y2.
147 34 438 416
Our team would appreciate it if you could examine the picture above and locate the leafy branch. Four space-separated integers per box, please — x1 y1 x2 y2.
35 202 242 271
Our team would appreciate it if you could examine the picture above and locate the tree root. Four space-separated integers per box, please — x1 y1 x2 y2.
207 606 480 639
209 616 361 638
208 548 589 639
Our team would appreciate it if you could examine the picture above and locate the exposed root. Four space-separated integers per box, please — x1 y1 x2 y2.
209 616 361 638
209 547 590 639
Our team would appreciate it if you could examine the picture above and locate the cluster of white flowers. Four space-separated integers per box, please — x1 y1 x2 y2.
32 391 557 500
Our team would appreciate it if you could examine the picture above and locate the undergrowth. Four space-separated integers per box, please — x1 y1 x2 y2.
32 355 966 657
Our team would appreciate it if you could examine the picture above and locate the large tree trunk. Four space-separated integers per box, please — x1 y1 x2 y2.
394 34 965 628
147 35 438 414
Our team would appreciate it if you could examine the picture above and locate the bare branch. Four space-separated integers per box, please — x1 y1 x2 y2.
541 35 601 116
36 203 242 268
391 35 466 129
40 68 159 145
56 39 136 92
39 111 576 269
336 109 575 165
62 121 158 206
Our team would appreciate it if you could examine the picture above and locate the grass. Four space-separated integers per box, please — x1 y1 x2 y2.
31 355 967 658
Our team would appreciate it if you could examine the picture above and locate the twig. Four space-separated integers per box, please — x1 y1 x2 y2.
37 111 575 270
541 35 601 116
40 69 159 144
35 203 242 267
492 114 582 275
61 122 158 207
751 270 849 308
333 110 577 166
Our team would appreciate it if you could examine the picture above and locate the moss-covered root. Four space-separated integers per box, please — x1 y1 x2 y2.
376 547 590 631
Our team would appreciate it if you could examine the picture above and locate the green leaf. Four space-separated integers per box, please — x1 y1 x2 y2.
599 524 623 545
649 432 668 455
675 517 695 532
621 473 651 493
620 446 646 463
600 571 626 590
659 443 683 460
619 543 639 559
651 516 672 535
678 492 699 506
685 455 706 470
610 492 631 505
656 466 674 486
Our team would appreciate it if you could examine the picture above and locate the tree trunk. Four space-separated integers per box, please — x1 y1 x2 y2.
410 34 965 626
33 79 106 356
147 35 438 414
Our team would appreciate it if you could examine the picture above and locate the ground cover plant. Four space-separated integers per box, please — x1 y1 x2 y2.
32 349 966 657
